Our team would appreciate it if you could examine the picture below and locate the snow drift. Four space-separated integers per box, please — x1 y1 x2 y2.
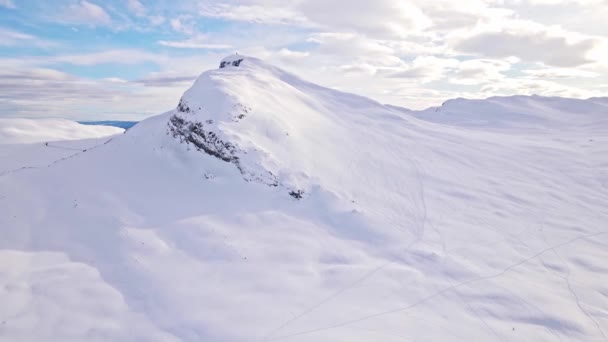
0 55 607 342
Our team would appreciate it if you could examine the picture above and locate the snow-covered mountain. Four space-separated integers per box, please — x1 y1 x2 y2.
1 55 607 342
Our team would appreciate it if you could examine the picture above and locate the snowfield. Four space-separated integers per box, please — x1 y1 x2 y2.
0 55 607 342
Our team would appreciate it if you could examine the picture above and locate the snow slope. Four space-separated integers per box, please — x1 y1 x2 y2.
0 55 607 342
0 118 124 144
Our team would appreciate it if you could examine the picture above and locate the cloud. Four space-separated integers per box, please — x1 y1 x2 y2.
158 39 232 50
0 68 118 117
455 27 599 67
449 59 510 85
170 16 196 35
148 15 165 26
134 74 197 87
277 48 309 59
522 68 599 78
386 56 460 83
338 63 377 76
427 10 480 31
60 1 112 26
127 0 146 17
0 28 55 48
479 77 605 98
49 49 165 66
0 65 182 119
495 0 604 6
298 0 432 38
0 52 226 119
0 28 35 46
307 32 394 56
0 0 15 9
0 68 73 81
199 4 307 25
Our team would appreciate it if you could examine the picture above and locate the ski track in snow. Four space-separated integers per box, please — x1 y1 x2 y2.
270 231 607 341
0 137 114 178
539 228 608 342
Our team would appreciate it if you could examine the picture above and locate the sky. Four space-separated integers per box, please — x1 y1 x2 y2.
0 0 607 120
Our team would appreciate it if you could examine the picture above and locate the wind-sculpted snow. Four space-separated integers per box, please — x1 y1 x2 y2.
0 55 607 342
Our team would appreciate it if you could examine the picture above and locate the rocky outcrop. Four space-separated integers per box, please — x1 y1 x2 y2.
168 114 238 163
167 113 281 188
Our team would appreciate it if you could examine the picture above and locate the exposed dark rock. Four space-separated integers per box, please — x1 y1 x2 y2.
177 98 192 113
232 104 252 122
289 190 304 199
168 114 238 163
168 114 280 188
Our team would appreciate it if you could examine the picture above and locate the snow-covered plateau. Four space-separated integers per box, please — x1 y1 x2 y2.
0 55 607 342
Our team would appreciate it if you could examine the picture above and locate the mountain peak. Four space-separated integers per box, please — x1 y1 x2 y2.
158 53 393 199
219 53 246 69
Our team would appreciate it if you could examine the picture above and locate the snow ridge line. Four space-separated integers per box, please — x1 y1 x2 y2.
268 230 607 341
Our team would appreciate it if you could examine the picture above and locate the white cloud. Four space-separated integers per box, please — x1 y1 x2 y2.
158 39 232 50
61 1 112 26
449 59 510 85
479 77 605 98
587 39 608 67
0 65 181 119
492 0 608 38
170 16 196 35
277 48 309 59
133 72 197 87
49 49 166 66
0 68 73 82
522 68 600 78
0 0 15 9
102 77 129 83
386 56 460 83
127 0 146 17
495 0 604 6
298 0 432 38
199 4 307 25
454 25 600 67
0 28 35 46
148 15 165 26
0 28 55 48
339 63 377 76
307 32 394 56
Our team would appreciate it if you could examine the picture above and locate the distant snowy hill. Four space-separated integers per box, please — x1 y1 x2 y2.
413 95 608 131
0 55 606 342
0 118 124 144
